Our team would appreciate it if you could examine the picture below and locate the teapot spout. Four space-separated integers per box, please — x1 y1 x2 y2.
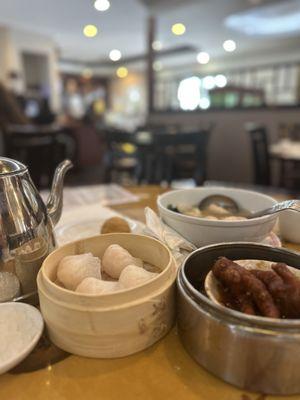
46 159 73 226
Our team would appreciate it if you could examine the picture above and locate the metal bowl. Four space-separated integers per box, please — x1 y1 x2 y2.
177 242 300 395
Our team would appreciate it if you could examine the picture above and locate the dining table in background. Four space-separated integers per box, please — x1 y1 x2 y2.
0 184 299 400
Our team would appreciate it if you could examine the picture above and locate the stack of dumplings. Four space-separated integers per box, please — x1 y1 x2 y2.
56 244 159 295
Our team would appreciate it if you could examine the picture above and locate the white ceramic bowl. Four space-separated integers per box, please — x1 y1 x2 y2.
37 233 177 358
279 210 300 244
157 187 278 247
0 303 43 374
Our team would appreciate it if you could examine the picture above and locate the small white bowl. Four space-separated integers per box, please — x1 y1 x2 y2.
157 187 278 247
279 210 300 244
0 303 43 374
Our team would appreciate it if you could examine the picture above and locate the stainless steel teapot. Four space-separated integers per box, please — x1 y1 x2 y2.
0 157 72 303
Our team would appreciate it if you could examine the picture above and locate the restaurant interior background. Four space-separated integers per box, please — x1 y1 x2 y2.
1 0 300 192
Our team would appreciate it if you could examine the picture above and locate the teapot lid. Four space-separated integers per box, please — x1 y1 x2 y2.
0 157 27 176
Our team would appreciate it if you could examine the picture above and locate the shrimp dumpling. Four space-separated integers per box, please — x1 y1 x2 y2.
75 277 119 294
102 244 143 279
119 265 158 289
57 253 101 290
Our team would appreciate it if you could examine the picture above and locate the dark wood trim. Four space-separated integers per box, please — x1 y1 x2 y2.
147 15 156 114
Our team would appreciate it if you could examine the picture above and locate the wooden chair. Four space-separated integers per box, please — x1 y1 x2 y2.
134 129 211 185
103 129 138 183
246 124 271 186
160 130 211 184
4 124 71 188
134 129 156 184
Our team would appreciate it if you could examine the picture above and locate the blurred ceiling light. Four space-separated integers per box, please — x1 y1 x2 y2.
202 76 215 90
81 68 93 79
83 24 98 38
109 49 122 61
199 98 210 110
94 0 110 11
215 74 227 88
152 40 162 51
223 39 236 52
172 23 186 36
116 67 128 78
153 61 162 71
177 76 201 111
226 1 300 36
197 51 210 64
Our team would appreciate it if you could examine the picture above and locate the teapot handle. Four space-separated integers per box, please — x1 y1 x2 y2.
46 160 73 226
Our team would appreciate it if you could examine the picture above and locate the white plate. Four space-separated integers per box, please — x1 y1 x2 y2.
55 218 138 246
0 302 44 374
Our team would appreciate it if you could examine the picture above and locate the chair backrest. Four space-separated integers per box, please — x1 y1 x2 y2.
105 130 133 144
152 130 210 154
4 123 62 155
154 130 212 184
246 123 270 185
103 129 137 164
289 123 300 141
104 129 134 146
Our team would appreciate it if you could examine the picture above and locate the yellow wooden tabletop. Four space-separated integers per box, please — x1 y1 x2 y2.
0 185 298 400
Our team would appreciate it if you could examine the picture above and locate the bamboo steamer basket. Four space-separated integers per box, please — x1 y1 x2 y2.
37 233 177 358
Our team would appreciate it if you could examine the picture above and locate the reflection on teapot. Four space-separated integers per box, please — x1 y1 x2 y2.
0 157 72 303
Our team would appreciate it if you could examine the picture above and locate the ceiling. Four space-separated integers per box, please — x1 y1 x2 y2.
0 0 300 68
